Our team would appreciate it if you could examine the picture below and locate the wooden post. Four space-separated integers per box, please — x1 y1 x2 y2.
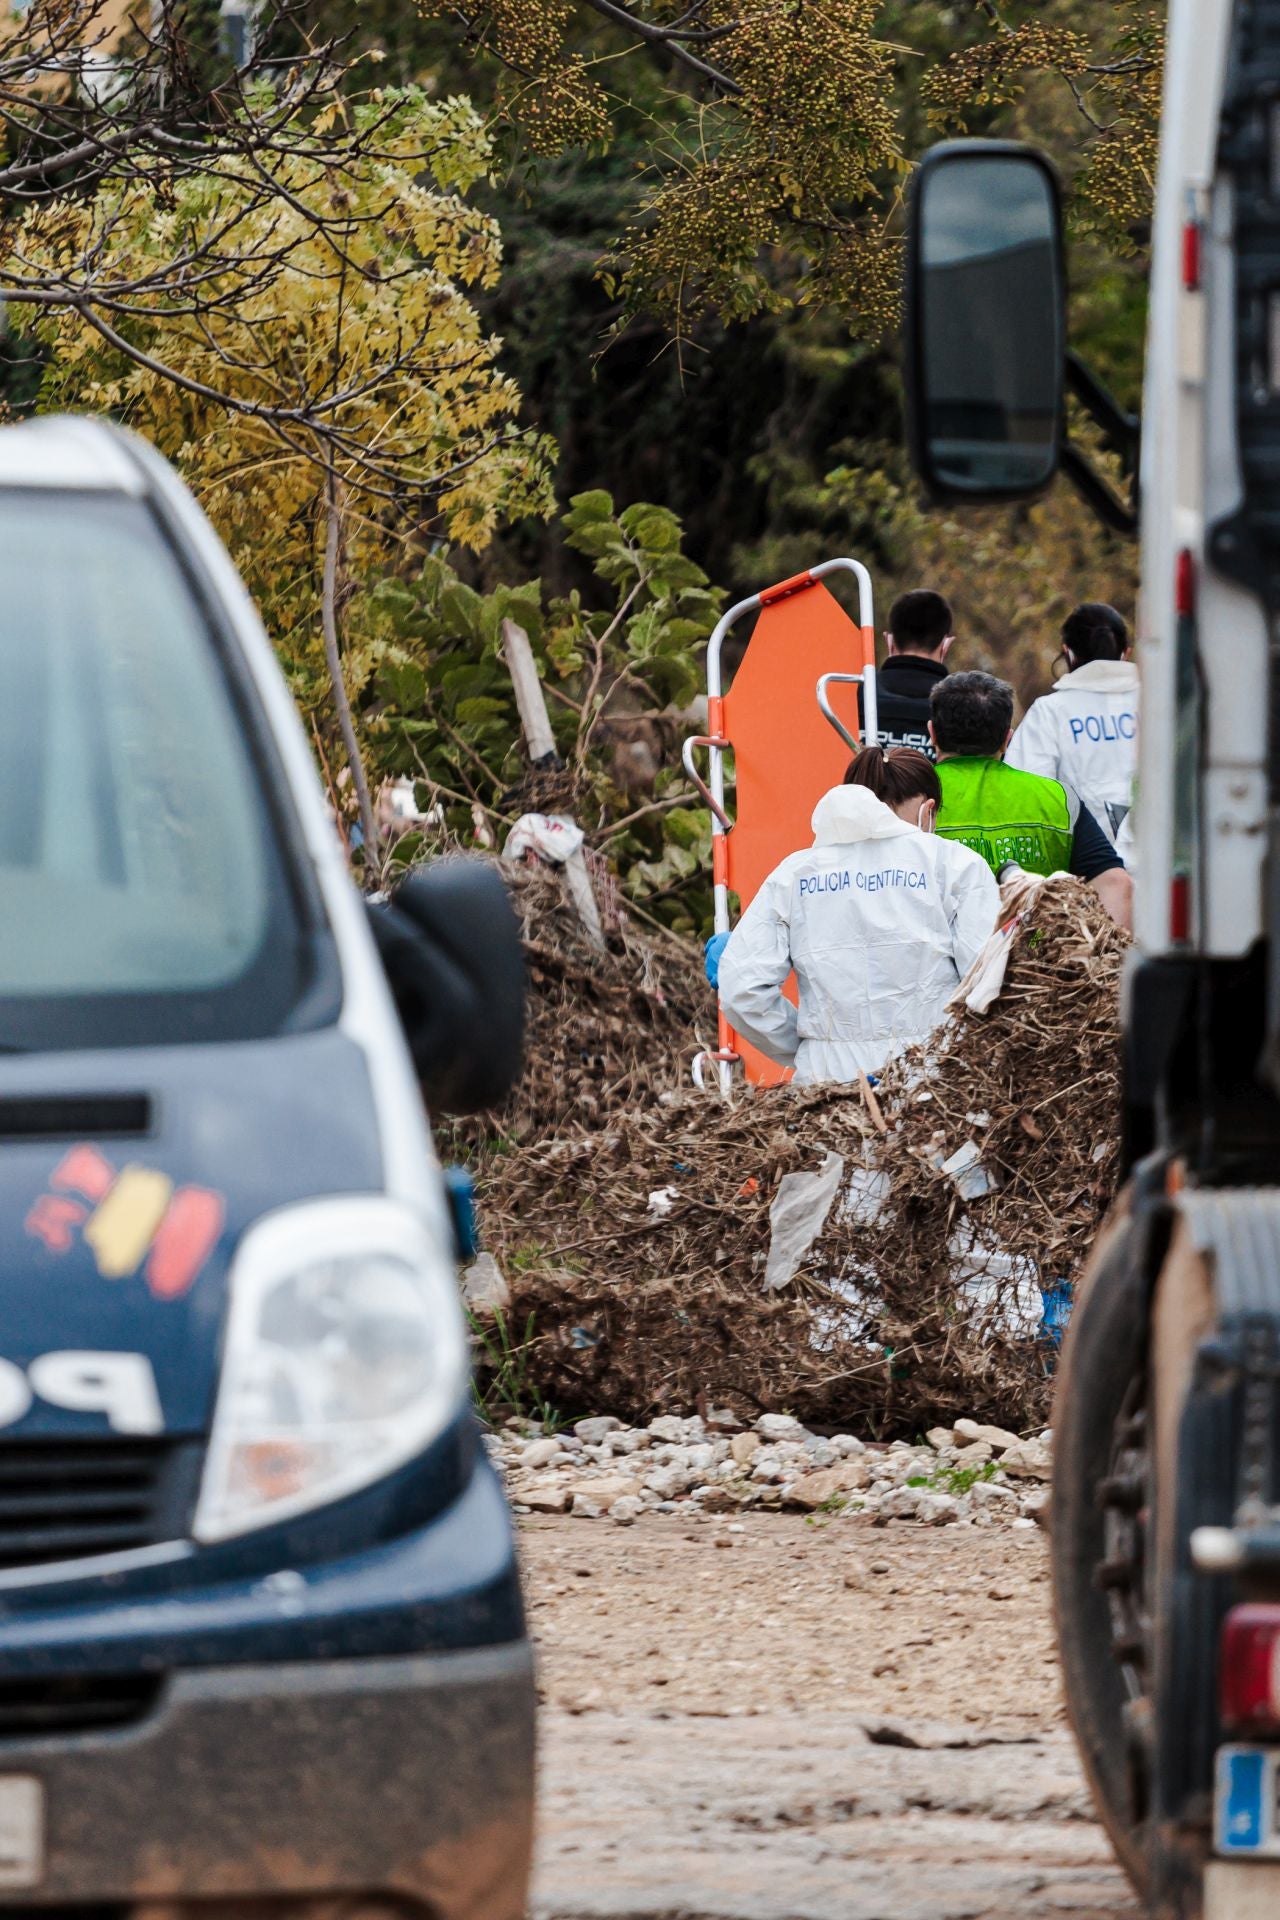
500 619 605 951
501 617 558 763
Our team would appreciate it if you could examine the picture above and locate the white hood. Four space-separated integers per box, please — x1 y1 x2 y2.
1056 660 1138 694
810 783 916 846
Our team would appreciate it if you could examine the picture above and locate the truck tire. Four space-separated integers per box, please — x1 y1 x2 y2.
1051 1202 1152 1899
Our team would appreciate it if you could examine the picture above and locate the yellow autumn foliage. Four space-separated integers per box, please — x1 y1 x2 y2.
12 82 555 730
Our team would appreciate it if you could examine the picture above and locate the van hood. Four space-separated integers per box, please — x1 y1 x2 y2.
0 1029 383 1439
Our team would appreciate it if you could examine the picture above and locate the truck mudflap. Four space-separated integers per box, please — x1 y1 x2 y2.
0 1642 535 1918
1148 1190 1280 1913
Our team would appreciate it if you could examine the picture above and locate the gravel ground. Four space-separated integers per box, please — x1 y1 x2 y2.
522 1513 1139 1920
488 1411 1053 1530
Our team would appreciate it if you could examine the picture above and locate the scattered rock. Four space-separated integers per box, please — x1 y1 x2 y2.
750 1452 785 1484
953 1418 1021 1452
574 1416 623 1445
521 1486 570 1514
691 1484 738 1512
874 1486 927 1523
488 1409 1050 1530
859 1716 1038 1751
755 1413 806 1442
568 1476 640 1512
784 1465 867 1511
996 1440 1053 1479
645 1462 700 1500
970 1479 1019 1509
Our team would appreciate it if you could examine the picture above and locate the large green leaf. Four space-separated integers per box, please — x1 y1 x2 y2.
377 657 427 710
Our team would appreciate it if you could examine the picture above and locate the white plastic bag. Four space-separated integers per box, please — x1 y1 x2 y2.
763 1149 845 1291
950 871 1075 1014
502 812 585 867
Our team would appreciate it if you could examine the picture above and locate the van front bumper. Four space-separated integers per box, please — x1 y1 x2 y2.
0 1639 535 1917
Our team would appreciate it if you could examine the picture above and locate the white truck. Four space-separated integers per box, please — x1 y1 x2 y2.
904 6 1280 1916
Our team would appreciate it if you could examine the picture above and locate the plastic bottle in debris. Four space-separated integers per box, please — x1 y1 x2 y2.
1039 1280 1074 1349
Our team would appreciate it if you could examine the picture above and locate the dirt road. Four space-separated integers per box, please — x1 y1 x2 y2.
523 1512 1138 1920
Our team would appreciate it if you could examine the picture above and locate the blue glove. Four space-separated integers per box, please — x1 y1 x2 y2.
704 930 730 988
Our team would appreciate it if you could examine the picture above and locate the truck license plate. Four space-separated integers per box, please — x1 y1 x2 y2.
1217 1747 1280 1856
0 1778 43 1887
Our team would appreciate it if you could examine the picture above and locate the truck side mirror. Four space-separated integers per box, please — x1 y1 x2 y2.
367 859 526 1116
905 141 1066 505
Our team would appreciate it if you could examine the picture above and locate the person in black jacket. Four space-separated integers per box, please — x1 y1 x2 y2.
858 588 954 757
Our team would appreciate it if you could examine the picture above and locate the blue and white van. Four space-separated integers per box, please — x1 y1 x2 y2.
0 416 532 1915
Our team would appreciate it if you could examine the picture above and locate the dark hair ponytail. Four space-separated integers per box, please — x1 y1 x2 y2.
1061 602 1128 666
844 744 942 809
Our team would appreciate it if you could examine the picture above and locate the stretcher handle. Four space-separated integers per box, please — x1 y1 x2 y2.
692 1046 739 1093
682 735 733 831
816 673 865 757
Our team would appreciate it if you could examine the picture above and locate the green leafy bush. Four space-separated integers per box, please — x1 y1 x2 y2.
359 491 724 930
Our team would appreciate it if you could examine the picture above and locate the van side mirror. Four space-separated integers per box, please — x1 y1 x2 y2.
905 141 1066 504
368 859 525 1116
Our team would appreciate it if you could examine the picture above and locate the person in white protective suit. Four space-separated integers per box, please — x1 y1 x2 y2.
717 746 1000 1085
1005 603 1138 851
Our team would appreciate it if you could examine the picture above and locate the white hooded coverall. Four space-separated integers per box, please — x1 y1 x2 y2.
717 783 1000 1085
1005 659 1139 847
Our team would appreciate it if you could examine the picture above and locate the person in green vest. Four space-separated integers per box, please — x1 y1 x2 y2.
928 671 1133 932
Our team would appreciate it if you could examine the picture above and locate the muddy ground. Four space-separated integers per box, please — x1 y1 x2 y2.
523 1513 1139 1920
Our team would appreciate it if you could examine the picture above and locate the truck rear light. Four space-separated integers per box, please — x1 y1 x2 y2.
1170 874 1191 943
1176 547 1197 618
1221 1606 1280 1733
1183 217 1202 292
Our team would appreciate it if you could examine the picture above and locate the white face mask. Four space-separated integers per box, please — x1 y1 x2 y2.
916 799 936 835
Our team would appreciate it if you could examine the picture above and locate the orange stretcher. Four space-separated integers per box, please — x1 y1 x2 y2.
683 559 879 1092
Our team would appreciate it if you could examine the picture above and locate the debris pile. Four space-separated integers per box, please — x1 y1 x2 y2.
471 870 1126 1437
475 861 704 1141
485 1409 1051 1529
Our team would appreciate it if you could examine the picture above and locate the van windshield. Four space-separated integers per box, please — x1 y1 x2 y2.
0 489 321 1051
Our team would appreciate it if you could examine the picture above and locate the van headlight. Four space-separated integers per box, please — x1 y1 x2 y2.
194 1198 468 1544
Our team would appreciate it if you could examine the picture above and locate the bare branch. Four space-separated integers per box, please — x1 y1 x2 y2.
572 0 740 93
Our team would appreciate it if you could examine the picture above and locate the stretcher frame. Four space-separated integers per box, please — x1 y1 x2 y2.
683 558 878 1094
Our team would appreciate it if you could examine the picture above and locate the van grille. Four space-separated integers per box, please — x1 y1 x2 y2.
0 1674 163 1737
0 1439 199 1572
0 1094 152 1140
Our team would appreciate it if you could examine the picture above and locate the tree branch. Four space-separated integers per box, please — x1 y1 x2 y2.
574 0 740 93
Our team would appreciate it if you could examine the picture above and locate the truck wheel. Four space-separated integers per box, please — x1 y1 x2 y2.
1051 1204 1152 1899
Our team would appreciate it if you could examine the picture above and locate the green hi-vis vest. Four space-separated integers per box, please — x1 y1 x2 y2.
935 756 1075 878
